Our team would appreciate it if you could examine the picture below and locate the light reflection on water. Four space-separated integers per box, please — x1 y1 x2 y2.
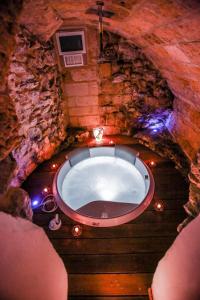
61 156 146 211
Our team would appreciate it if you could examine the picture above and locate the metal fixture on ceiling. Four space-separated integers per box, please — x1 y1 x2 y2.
86 1 115 63
97 1 105 61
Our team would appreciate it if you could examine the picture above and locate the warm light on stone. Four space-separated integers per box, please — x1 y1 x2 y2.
0 0 199 225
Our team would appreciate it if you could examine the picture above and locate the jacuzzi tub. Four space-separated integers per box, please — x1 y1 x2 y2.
53 145 154 227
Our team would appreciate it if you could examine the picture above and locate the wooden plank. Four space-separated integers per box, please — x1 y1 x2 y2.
148 200 186 211
51 236 174 255
22 143 188 299
30 195 187 218
69 296 149 300
33 209 187 227
68 274 152 296
46 222 178 239
61 253 163 274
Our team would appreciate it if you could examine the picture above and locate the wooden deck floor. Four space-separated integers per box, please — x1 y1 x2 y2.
23 139 188 300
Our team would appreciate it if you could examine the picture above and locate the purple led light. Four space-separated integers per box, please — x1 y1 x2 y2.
32 200 39 206
31 197 41 208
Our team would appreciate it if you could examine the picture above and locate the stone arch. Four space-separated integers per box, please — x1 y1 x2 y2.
1 0 200 227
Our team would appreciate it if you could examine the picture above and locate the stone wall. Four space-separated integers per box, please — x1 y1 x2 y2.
48 0 200 161
0 0 22 192
0 0 22 160
8 26 66 186
62 30 188 171
62 29 174 137
62 27 100 129
98 32 173 136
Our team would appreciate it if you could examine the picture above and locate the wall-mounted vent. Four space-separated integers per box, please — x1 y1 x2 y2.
63 54 84 67
56 31 86 55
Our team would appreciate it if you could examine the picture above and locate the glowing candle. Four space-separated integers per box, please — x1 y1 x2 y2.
51 163 58 170
43 187 49 194
154 200 164 212
72 225 82 237
93 127 104 142
149 160 156 167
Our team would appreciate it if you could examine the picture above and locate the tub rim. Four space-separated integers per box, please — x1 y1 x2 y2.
53 145 155 227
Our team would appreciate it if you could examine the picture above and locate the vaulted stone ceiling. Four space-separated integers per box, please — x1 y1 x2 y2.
0 0 200 225
19 0 200 160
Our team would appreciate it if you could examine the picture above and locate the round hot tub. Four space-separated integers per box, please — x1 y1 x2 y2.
53 145 154 227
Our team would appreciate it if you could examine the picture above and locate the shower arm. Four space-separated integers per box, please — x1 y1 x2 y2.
97 1 104 58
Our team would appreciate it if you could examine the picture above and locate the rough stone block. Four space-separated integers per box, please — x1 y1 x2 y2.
64 82 89 97
170 115 200 160
71 67 97 82
98 63 112 78
19 0 63 41
69 116 80 127
66 95 99 107
99 95 113 106
100 106 119 114
78 115 100 127
103 126 120 135
0 156 17 193
180 43 200 65
88 82 99 96
68 106 99 117
101 81 123 94
76 96 98 107
152 13 200 45
67 96 77 108
106 114 116 126
164 45 191 63
112 95 132 105
174 98 200 129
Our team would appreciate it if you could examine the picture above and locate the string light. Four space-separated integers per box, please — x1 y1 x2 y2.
72 225 82 237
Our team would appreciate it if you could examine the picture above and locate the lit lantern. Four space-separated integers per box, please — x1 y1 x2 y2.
72 225 82 237
154 200 164 212
109 140 114 145
93 127 104 142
